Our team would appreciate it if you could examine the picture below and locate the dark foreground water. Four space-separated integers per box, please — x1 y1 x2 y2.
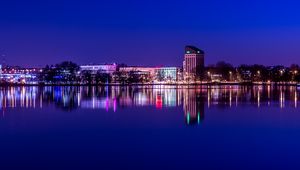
0 85 300 170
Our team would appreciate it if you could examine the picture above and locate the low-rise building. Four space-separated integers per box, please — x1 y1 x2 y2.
119 66 180 82
155 67 179 81
0 66 42 84
80 64 117 74
119 66 156 76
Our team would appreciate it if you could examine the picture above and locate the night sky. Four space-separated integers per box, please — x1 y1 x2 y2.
1 0 300 67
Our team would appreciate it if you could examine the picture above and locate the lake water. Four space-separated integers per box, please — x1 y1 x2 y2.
0 85 300 169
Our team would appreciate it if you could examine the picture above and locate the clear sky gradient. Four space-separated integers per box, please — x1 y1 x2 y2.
1 0 300 67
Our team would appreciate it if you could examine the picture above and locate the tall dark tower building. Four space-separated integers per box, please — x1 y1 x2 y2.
183 46 205 80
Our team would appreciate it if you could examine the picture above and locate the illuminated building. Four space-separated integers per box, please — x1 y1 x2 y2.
119 66 157 82
119 66 156 76
183 46 205 80
0 66 41 84
210 74 223 83
155 67 179 81
119 66 180 82
80 64 117 74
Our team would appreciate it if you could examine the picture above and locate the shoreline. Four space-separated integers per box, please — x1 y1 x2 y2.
0 82 299 87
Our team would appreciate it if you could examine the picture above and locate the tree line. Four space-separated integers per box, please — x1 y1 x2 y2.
205 61 300 82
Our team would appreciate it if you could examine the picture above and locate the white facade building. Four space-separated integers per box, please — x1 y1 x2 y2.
80 64 117 74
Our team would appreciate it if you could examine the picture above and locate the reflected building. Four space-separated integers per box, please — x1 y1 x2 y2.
183 89 205 125
0 85 298 124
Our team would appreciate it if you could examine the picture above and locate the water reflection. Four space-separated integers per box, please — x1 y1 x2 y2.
183 89 205 125
0 85 299 125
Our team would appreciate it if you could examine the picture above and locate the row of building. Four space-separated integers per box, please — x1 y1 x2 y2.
0 65 42 84
79 45 205 82
0 45 205 84
80 64 181 82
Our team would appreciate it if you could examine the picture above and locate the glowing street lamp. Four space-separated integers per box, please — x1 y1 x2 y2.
280 70 284 75
207 71 211 82
293 70 298 83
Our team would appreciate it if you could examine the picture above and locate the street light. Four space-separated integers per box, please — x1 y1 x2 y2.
256 70 261 82
293 70 298 83
207 71 211 82
280 70 284 75
229 71 233 82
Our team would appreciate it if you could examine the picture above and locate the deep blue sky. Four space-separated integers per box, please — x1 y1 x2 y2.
1 0 300 67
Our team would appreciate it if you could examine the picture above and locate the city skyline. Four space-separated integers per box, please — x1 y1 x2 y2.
1 0 300 67
2 1 300 169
